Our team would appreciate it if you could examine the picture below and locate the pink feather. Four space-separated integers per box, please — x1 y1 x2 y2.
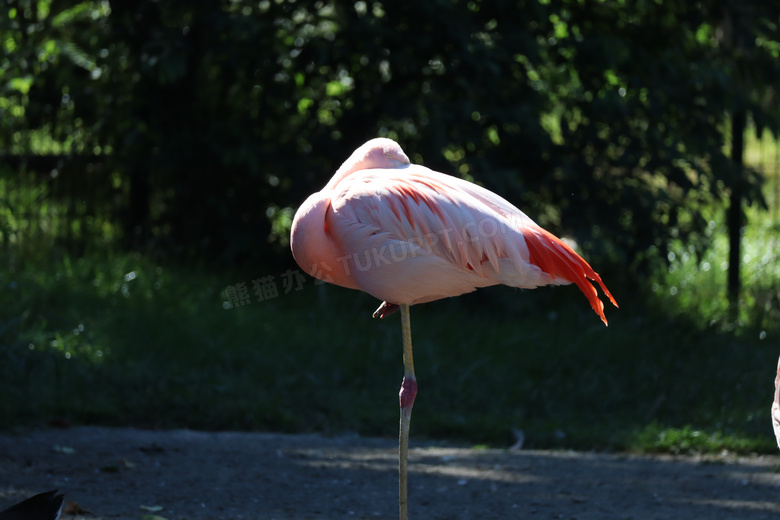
291 138 618 324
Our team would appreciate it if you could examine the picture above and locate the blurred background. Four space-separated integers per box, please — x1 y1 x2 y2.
1 0 779 453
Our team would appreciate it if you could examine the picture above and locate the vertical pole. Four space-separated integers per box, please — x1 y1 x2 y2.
727 109 746 318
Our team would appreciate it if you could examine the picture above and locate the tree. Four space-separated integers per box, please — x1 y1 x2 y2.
2 0 779 281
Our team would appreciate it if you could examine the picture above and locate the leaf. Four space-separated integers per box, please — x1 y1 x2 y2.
7 77 33 95
59 42 97 71
63 500 92 515
325 80 350 97
51 1 108 28
140 505 164 512
296 97 313 115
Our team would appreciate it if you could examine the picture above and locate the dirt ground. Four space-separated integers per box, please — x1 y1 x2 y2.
1 426 780 520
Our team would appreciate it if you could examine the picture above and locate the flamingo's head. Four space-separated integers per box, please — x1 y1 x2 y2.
357 138 411 170
327 138 410 189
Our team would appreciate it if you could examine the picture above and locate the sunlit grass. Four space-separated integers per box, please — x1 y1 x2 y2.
651 208 779 332
630 424 768 455
0 170 120 252
648 125 780 333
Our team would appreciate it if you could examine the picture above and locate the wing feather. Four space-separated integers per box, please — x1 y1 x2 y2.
521 226 618 324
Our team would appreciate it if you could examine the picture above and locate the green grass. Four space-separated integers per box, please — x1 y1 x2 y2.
651 207 779 333
0 241 777 455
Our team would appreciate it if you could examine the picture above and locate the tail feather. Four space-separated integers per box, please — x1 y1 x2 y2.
522 226 618 325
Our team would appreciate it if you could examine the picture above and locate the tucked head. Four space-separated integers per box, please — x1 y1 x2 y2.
330 138 411 186
358 138 411 170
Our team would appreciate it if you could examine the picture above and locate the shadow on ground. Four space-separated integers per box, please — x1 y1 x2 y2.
1 427 779 519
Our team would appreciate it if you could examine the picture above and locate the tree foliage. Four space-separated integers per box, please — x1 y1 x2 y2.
2 0 779 271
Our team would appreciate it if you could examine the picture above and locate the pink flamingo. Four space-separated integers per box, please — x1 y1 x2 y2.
290 138 618 519
773 357 780 449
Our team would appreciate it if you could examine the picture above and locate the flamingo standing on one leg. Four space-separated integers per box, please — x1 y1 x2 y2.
290 137 618 520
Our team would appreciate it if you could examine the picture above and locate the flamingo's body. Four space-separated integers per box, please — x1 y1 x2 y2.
290 138 618 519
773 356 780 449
292 138 616 322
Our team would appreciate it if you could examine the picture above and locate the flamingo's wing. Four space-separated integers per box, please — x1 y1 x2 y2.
414 167 618 320
327 164 616 323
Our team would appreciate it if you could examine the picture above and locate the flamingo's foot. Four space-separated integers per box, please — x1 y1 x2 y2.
373 301 400 319
399 376 417 410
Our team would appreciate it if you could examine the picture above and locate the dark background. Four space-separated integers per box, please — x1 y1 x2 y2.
3 1 778 276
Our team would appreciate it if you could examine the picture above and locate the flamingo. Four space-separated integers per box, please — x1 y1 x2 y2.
773 356 780 449
290 137 618 519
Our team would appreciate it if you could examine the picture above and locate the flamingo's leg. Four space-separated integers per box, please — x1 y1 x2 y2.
398 304 417 520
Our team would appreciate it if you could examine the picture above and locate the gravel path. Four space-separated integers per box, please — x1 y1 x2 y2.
1 426 780 519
